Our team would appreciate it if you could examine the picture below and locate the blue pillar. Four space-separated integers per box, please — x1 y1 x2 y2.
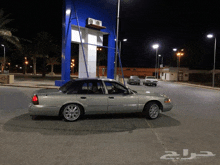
107 33 115 79
55 0 71 86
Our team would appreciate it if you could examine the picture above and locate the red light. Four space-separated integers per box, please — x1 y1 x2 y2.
32 95 39 105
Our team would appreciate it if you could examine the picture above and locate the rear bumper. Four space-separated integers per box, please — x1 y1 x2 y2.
28 103 60 116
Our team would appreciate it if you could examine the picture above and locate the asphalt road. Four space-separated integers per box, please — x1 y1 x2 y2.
0 81 220 165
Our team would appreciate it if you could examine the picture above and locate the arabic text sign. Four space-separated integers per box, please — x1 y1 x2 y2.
160 149 216 160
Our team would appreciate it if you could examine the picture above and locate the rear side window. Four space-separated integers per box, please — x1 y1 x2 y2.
78 81 105 94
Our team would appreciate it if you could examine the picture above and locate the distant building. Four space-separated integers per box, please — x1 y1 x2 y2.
160 67 189 81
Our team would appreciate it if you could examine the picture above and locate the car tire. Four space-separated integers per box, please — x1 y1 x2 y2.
62 104 82 122
144 102 160 119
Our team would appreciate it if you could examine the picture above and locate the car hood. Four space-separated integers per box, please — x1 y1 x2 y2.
137 91 168 98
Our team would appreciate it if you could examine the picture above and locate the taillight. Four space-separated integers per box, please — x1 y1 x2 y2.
32 95 39 105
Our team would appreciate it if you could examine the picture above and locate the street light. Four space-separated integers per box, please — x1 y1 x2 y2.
1 44 5 73
158 54 161 78
176 51 184 81
152 44 159 78
114 38 127 80
114 0 121 80
71 59 75 75
207 34 217 87
25 60 29 74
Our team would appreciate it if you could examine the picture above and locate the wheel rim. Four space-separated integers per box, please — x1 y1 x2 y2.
63 104 80 121
149 104 159 118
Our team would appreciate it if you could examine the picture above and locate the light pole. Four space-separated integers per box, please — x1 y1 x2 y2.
207 34 217 87
114 0 121 80
173 48 177 67
1 44 5 73
158 54 161 78
25 60 29 74
115 38 127 80
176 51 184 81
152 44 159 78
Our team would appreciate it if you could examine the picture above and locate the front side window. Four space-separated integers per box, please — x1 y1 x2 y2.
104 81 128 94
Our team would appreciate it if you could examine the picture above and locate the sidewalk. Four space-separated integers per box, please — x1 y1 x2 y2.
174 81 220 91
0 73 77 89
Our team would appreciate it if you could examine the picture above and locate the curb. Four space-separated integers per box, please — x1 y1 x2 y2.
174 82 220 91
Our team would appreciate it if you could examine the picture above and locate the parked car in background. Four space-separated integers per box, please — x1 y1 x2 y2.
127 76 140 85
143 76 158 86
29 78 173 122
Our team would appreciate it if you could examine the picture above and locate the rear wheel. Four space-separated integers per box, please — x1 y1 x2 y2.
144 102 160 119
62 104 82 122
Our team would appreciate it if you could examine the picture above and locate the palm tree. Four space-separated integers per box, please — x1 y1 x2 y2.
0 57 8 73
32 31 59 77
46 57 60 75
0 9 21 49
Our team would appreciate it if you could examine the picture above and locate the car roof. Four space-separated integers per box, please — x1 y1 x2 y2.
73 78 118 82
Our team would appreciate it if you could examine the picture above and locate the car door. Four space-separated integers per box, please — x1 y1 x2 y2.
103 81 138 113
76 80 108 114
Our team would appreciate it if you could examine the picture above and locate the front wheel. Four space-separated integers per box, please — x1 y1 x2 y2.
144 102 160 119
62 104 82 122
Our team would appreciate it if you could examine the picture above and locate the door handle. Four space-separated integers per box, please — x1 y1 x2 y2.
81 97 86 99
109 97 114 99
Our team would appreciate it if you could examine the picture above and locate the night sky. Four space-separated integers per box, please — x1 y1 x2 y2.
1 0 220 69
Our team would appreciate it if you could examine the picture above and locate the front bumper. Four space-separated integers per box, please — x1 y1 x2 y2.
162 103 173 112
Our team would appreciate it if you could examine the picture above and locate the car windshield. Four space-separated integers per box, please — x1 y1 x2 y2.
130 76 139 79
59 80 75 93
146 76 155 79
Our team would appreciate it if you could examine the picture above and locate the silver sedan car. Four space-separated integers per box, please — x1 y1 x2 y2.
143 76 158 86
29 78 173 122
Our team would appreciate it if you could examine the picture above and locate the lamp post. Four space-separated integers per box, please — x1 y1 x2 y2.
158 54 161 78
114 38 127 80
173 48 177 67
114 0 121 80
176 51 184 81
25 60 28 74
1 44 5 73
207 34 217 87
152 44 159 78
71 59 75 75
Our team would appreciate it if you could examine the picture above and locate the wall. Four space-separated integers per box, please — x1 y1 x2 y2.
97 66 158 78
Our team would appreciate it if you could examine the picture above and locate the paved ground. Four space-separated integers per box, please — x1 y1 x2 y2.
0 74 220 165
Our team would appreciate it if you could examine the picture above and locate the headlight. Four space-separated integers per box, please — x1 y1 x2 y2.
164 98 171 103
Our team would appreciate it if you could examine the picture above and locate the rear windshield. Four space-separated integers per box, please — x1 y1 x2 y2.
59 81 76 93
130 76 139 79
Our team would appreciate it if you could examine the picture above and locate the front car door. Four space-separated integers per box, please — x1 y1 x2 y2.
76 80 108 114
103 81 138 113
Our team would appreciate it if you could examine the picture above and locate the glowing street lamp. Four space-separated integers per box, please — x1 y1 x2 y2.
207 33 217 87
25 60 29 74
152 44 159 78
1 44 5 73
